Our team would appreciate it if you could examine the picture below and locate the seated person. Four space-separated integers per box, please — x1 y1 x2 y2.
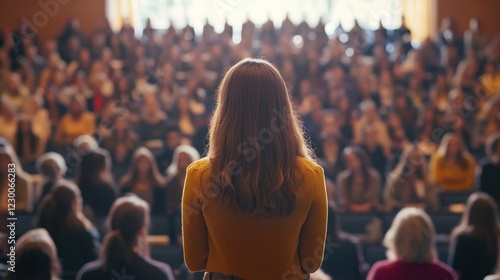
337 146 382 212
429 133 475 192
385 144 439 212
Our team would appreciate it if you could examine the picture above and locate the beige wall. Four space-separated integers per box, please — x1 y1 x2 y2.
0 0 106 43
435 0 500 38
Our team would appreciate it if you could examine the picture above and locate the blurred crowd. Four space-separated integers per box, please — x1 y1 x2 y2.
0 13 500 280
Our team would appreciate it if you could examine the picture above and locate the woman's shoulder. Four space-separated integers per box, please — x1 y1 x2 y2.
296 156 322 171
187 157 211 172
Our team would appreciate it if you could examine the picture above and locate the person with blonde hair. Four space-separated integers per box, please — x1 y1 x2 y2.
182 58 327 279
5 228 61 280
385 144 440 212
367 207 457 280
429 132 476 192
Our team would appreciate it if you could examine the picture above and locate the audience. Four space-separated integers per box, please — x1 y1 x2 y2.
35 181 100 279
429 133 476 192
448 192 499 280
479 133 500 204
385 144 440 212
322 202 368 280
76 195 174 280
367 208 457 280
35 152 68 207
0 144 33 212
164 145 199 245
74 137 117 217
0 10 498 279
337 146 382 213
120 147 166 215
4 229 61 280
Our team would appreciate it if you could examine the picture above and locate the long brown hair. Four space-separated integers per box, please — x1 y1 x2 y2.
101 194 150 271
436 132 470 169
35 180 92 238
207 58 314 217
120 147 166 189
451 192 500 253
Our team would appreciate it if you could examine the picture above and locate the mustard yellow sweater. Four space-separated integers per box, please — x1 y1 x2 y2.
182 157 328 279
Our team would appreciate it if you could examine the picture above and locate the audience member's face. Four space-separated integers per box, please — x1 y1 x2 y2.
166 131 181 150
115 117 128 131
70 100 83 115
136 156 151 175
364 129 378 146
345 152 361 171
364 106 377 120
177 152 192 172
322 139 338 158
322 115 337 135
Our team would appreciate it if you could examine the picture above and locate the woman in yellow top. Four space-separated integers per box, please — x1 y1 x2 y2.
54 94 95 148
182 58 328 280
429 133 476 192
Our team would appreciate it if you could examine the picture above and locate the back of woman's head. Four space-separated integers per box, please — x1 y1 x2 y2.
35 181 81 236
76 148 112 186
5 228 60 280
102 194 150 271
207 58 314 217
455 192 500 249
384 207 437 263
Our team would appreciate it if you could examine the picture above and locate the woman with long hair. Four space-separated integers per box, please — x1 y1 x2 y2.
448 192 500 280
479 133 500 204
75 137 117 217
337 146 382 213
120 147 166 215
385 144 440 212
76 195 174 280
182 58 327 279
165 145 200 245
104 111 139 181
367 208 456 280
429 133 476 192
4 228 61 280
35 181 99 279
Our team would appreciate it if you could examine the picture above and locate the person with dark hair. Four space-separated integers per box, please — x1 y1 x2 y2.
165 145 200 245
4 228 61 280
76 195 174 280
479 133 500 204
155 126 182 172
103 112 139 181
75 137 117 217
182 58 327 279
35 181 99 279
322 202 367 280
337 146 382 213
120 147 166 215
448 192 500 280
